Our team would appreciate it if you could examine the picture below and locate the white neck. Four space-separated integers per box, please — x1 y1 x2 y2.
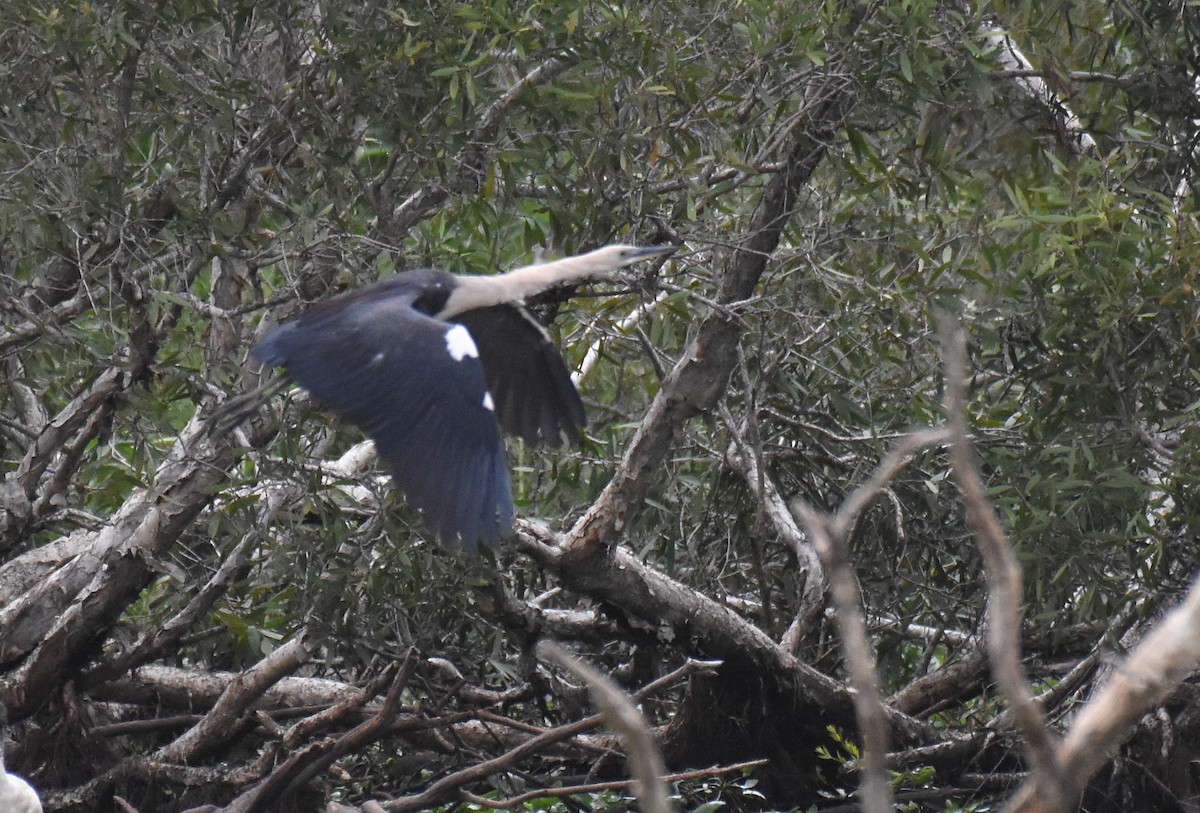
440 250 621 318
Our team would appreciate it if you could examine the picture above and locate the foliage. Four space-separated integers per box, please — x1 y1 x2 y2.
2 0 1200 810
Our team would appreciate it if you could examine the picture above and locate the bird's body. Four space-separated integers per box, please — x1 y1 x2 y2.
0 704 41 813
0 776 42 813
252 244 676 552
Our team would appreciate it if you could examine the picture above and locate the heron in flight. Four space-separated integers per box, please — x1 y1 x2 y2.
250 243 678 552
0 705 41 813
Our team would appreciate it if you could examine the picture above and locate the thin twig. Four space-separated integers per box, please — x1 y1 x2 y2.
220 652 417 813
82 529 263 687
380 658 718 812
459 759 767 809
721 405 826 643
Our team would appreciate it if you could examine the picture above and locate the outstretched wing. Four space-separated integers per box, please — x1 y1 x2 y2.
253 284 513 553
454 304 586 447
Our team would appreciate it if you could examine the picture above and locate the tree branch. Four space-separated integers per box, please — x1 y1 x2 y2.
790 427 950 813
1005 573 1200 812
567 73 857 556
157 635 312 763
940 319 1065 811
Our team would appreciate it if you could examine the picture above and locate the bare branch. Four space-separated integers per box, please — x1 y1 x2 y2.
789 428 949 813
981 22 1097 154
568 72 858 555
384 53 575 237
379 657 710 812
460 759 766 810
0 416 240 714
940 317 1065 811
81 530 262 688
218 652 417 813
1059 579 1200 776
1006 574 1200 812
827 426 953 541
539 642 673 813
574 290 671 386
722 410 826 646
15 367 128 501
156 635 311 763
0 292 95 354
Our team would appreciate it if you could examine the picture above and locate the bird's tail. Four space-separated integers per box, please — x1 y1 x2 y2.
207 377 291 436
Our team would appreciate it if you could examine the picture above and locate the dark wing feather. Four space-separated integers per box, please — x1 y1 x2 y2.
252 281 513 553
454 304 586 447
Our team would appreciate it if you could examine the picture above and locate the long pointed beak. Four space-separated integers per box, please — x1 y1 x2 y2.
616 243 680 285
631 243 679 259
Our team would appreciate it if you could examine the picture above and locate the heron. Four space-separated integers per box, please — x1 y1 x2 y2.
249 243 678 552
0 704 41 813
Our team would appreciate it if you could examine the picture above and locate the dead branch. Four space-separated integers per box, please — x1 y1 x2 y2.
382 53 575 238
1005 574 1200 812
282 660 409 749
91 664 362 711
940 319 1065 811
157 635 311 763
722 407 826 646
1 416 240 716
14 367 127 509
790 428 951 813
376 656 715 812
566 73 858 557
459 759 767 809
539 642 673 813
82 531 261 689
382 711 596 810
889 647 988 717
216 652 416 813
791 507 891 813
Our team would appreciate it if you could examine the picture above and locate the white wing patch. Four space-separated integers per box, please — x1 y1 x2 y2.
444 324 480 361
482 391 495 412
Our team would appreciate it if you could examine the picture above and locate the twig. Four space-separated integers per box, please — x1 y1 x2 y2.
82 529 262 688
566 71 857 555
386 53 574 236
573 289 671 386
217 653 417 813
721 407 826 644
282 660 407 748
380 657 718 812
459 759 767 809
385 712 604 810
827 426 952 541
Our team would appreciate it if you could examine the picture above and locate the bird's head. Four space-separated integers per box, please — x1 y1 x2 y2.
576 243 678 287
598 243 679 269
